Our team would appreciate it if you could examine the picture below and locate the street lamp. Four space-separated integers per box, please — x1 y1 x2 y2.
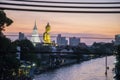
32 63 36 67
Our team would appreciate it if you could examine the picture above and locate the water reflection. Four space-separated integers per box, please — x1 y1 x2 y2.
35 56 115 80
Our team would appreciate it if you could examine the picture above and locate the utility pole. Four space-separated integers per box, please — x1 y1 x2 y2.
105 52 109 76
105 54 107 76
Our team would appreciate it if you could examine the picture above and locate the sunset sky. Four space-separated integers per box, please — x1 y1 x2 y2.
1 0 120 45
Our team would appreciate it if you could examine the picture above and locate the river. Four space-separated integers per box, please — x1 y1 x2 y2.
35 56 115 80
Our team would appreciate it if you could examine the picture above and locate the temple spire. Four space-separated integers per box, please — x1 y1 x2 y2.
33 20 37 30
31 20 40 46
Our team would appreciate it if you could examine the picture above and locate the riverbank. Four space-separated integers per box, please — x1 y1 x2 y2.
34 55 113 75
35 56 115 80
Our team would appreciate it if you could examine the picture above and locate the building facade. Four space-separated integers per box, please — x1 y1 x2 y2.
19 32 26 40
114 34 120 45
69 37 80 46
57 34 68 46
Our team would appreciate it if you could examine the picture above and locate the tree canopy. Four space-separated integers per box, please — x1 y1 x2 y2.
0 10 13 36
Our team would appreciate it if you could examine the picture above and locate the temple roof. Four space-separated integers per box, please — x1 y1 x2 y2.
33 21 37 30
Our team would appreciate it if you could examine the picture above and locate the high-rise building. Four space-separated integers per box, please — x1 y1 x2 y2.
69 37 80 46
19 32 25 40
57 34 68 46
114 34 120 45
31 21 41 46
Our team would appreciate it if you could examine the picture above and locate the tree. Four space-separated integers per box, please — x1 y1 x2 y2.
12 39 41 66
0 10 13 52
114 45 120 80
0 10 13 36
0 10 19 79
0 36 11 52
0 34 20 80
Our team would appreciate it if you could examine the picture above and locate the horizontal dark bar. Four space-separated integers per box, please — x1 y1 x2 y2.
0 7 120 13
0 2 120 9
10 0 120 4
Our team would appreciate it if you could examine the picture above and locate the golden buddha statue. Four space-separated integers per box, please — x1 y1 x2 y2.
43 23 51 44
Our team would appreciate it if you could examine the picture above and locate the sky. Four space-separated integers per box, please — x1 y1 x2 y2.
1 0 120 45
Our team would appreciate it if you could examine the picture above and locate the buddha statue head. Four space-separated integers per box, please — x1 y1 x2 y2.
45 23 50 32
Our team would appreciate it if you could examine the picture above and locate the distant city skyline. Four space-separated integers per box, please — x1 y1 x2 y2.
6 32 114 45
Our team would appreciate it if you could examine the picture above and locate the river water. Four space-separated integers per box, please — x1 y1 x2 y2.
35 56 115 80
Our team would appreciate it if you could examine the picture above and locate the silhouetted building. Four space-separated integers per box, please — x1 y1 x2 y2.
19 32 26 40
57 34 68 46
31 21 41 46
92 42 105 48
69 37 80 46
78 43 88 48
114 34 120 45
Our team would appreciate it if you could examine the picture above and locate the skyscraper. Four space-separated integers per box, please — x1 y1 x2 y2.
31 21 41 46
115 34 120 45
19 32 25 41
57 34 68 46
69 37 80 46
